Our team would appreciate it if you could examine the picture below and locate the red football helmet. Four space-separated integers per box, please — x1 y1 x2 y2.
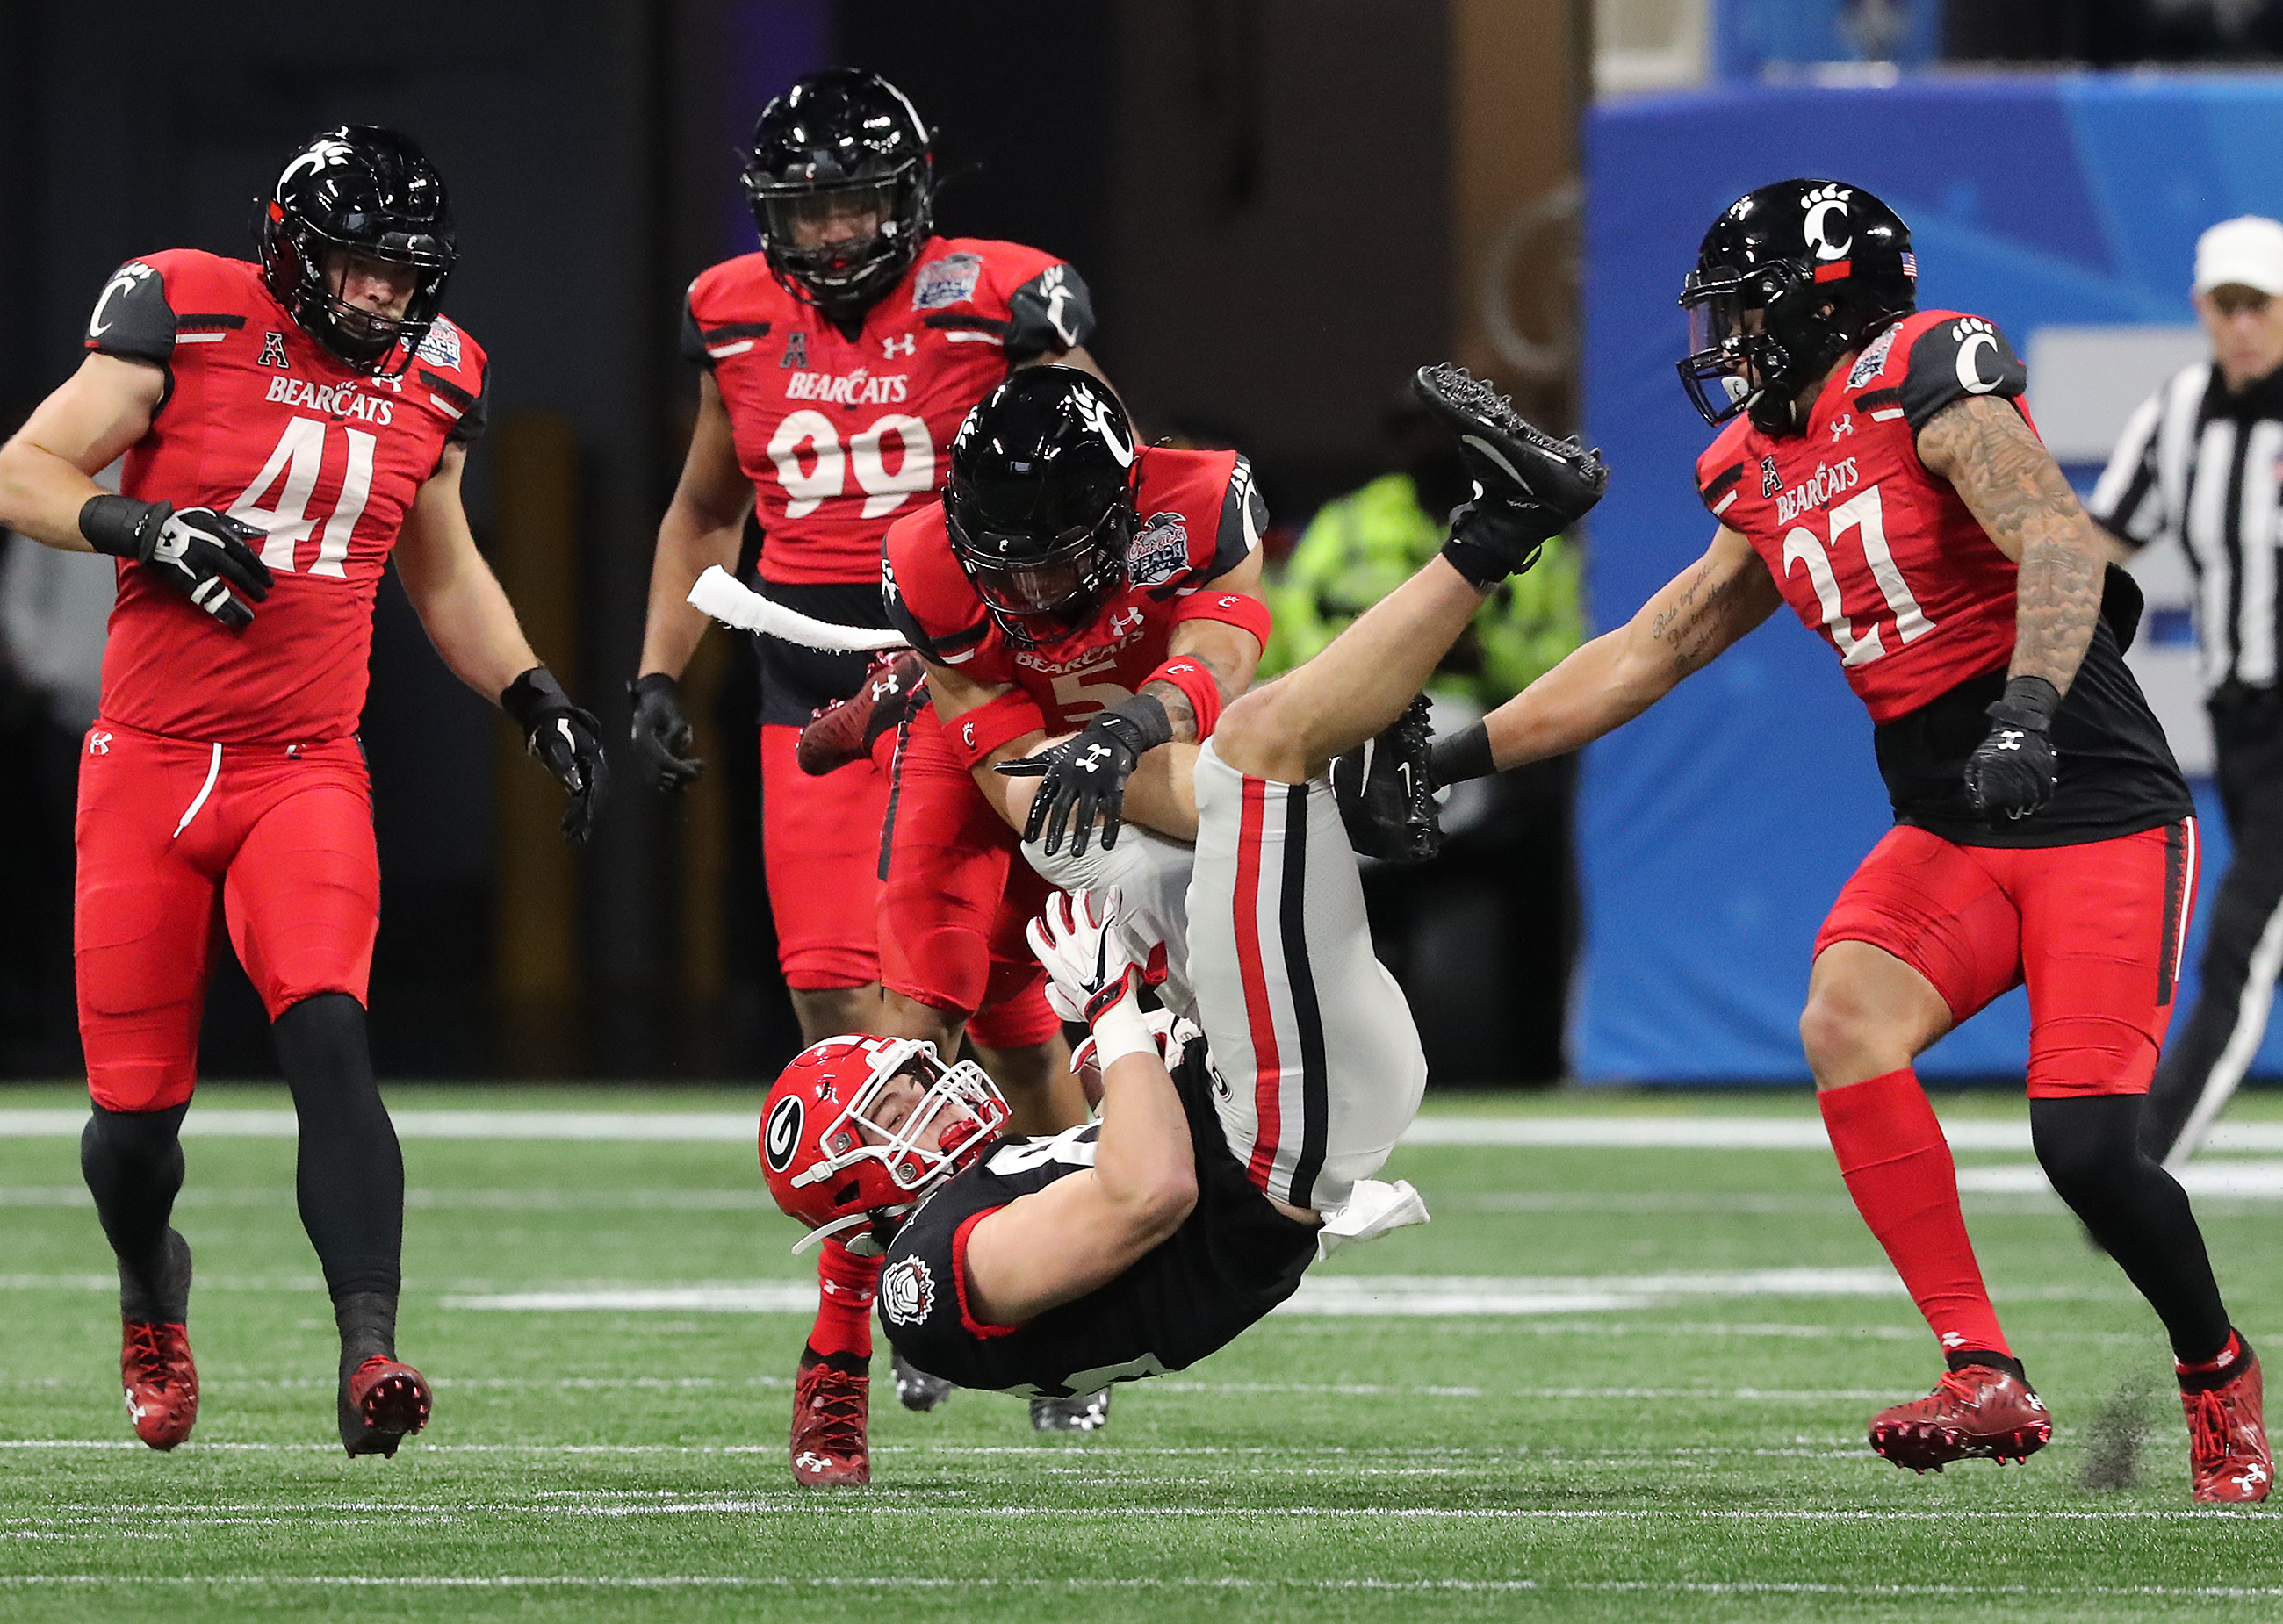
759 1036 1011 1254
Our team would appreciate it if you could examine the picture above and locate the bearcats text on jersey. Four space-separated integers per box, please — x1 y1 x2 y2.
83 249 488 745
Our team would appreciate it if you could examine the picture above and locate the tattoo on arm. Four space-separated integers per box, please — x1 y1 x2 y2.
1141 678 1196 742
1918 396 2105 695
1649 548 1775 677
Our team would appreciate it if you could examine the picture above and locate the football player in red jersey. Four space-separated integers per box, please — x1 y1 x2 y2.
1425 180 2269 1502
865 365 1270 1435
626 69 1111 1480
0 127 607 1458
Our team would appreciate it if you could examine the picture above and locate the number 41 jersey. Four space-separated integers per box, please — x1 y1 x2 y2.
85 249 488 745
1696 307 2189 846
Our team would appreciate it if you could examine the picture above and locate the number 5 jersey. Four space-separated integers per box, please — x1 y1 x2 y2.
84 249 489 745
1694 306 2190 847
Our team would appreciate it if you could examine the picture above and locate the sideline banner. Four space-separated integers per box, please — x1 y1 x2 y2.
1577 74 2283 1081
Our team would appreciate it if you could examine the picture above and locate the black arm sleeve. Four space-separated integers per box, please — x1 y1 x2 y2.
1899 314 2028 430
1005 263 1098 361
84 261 176 364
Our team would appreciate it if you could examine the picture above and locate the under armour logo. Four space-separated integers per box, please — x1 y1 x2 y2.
1829 414 1854 442
1940 1331 1966 1347
258 331 288 369
1077 744 1113 773
882 333 915 359
88 731 113 756
1994 729 2024 752
1110 607 1144 636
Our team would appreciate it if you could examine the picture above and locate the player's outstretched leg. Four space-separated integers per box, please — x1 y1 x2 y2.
271 993 430 1456
82 1103 199 1450
1221 365 1602 785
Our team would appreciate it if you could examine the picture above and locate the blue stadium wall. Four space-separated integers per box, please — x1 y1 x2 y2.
1576 74 2283 1082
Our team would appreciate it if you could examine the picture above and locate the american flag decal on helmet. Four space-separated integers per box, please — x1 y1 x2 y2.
1901 252 1917 279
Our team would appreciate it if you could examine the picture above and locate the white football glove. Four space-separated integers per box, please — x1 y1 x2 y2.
1026 888 1167 1066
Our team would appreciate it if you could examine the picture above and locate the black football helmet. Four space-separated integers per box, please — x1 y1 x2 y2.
1677 178 1916 435
744 68 933 319
945 368 1137 649
259 126 456 377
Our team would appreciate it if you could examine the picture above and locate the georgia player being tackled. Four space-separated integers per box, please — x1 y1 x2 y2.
752 367 1602 1429
0 127 607 1456
626 69 1113 1483
1422 180 2270 1502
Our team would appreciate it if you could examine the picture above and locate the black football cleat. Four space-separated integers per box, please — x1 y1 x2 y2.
1030 1386 1112 1434
1331 695 1443 865
892 1348 954 1413
1412 363 1606 581
341 1355 434 1458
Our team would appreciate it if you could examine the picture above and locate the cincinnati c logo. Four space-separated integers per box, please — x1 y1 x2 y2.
763 1096 803 1173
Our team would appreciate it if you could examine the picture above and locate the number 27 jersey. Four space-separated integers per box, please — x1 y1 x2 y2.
86 249 488 745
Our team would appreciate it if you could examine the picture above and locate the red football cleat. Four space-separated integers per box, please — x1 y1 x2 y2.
2183 1350 2272 1504
120 1319 198 1451
341 1356 433 1457
790 1356 870 1485
796 651 924 777
1869 1365 2051 1472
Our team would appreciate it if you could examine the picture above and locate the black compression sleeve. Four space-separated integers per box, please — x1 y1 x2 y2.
1429 722 1496 789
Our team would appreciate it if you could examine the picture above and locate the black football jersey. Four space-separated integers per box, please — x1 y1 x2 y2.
875 1045 1319 1398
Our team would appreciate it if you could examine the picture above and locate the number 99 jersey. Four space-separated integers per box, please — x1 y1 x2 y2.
84 249 488 745
682 236 1096 586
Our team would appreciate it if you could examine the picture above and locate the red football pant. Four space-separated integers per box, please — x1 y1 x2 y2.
760 724 889 991
1817 821 2197 1097
876 704 1059 1051
75 722 379 1114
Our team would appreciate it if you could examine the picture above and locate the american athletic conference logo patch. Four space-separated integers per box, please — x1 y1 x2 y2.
1127 512 1189 587
879 1256 936 1326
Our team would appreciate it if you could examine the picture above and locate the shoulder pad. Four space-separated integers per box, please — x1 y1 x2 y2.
1899 312 2026 430
1005 262 1096 360
83 256 180 364
883 511 992 663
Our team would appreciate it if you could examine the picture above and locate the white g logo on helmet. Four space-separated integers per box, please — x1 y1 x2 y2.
763 1096 804 1174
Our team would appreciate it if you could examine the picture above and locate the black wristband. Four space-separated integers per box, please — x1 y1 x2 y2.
1428 722 1496 790
1105 693 1175 752
628 672 679 705
79 494 167 560
1995 674 2061 728
501 666 572 733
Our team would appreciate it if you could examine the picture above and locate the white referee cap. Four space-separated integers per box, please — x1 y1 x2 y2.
2194 216 2283 296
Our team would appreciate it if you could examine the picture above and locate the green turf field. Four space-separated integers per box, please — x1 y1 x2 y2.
2 1081 2279 1621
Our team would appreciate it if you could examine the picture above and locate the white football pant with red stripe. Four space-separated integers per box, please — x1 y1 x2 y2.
1185 742 1428 1212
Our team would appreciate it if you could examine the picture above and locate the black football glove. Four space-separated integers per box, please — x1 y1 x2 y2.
503 667 610 844
80 494 272 631
628 672 703 794
996 694 1174 858
1411 363 1607 587
1963 675 2060 823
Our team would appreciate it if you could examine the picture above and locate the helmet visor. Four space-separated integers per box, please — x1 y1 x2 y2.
949 508 1127 623
1676 271 1759 427
750 170 916 291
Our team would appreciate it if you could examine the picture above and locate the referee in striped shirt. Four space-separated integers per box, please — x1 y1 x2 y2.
2093 215 2283 1166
